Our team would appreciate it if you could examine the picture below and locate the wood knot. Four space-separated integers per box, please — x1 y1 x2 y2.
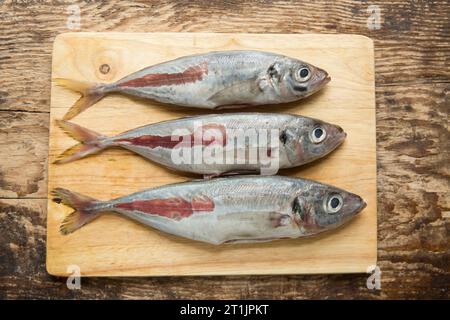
99 64 110 74
94 50 119 80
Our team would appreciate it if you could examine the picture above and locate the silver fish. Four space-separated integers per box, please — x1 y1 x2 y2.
52 176 366 244
54 113 346 177
55 50 330 120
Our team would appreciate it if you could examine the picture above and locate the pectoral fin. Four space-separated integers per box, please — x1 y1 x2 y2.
281 129 304 164
208 78 265 106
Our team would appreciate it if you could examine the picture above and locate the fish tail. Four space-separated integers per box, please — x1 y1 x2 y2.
54 78 111 120
54 120 109 164
51 188 109 235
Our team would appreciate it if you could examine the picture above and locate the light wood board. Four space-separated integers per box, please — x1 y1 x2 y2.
47 33 377 276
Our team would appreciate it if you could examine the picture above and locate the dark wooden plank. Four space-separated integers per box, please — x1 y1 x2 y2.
375 82 449 299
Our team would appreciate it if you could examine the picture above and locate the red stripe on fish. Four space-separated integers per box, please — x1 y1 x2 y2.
115 196 215 220
115 123 227 149
118 62 208 88
116 135 182 149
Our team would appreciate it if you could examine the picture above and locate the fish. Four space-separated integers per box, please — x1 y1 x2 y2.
55 50 331 120
54 113 346 177
52 175 366 244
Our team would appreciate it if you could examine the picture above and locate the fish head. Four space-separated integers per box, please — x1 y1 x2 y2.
281 118 346 165
292 182 366 234
274 58 330 100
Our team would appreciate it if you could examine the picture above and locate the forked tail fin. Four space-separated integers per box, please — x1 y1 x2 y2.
54 78 110 120
54 120 109 164
51 188 108 235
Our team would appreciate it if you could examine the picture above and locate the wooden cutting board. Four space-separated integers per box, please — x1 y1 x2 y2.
47 33 377 276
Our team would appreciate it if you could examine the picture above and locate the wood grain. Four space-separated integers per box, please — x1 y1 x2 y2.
0 112 49 198
46 33 377 276
0 0 448 298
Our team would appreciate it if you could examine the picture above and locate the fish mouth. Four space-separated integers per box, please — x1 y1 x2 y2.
343 194 367 219
354 197 367 215
360 200 367 211
309 68 330 93
318 71 331 88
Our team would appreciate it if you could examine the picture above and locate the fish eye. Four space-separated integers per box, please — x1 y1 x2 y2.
295 67 311 82
310 126 327 143
325 194 343 214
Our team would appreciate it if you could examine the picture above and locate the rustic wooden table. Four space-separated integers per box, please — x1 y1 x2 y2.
0 0 448 299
